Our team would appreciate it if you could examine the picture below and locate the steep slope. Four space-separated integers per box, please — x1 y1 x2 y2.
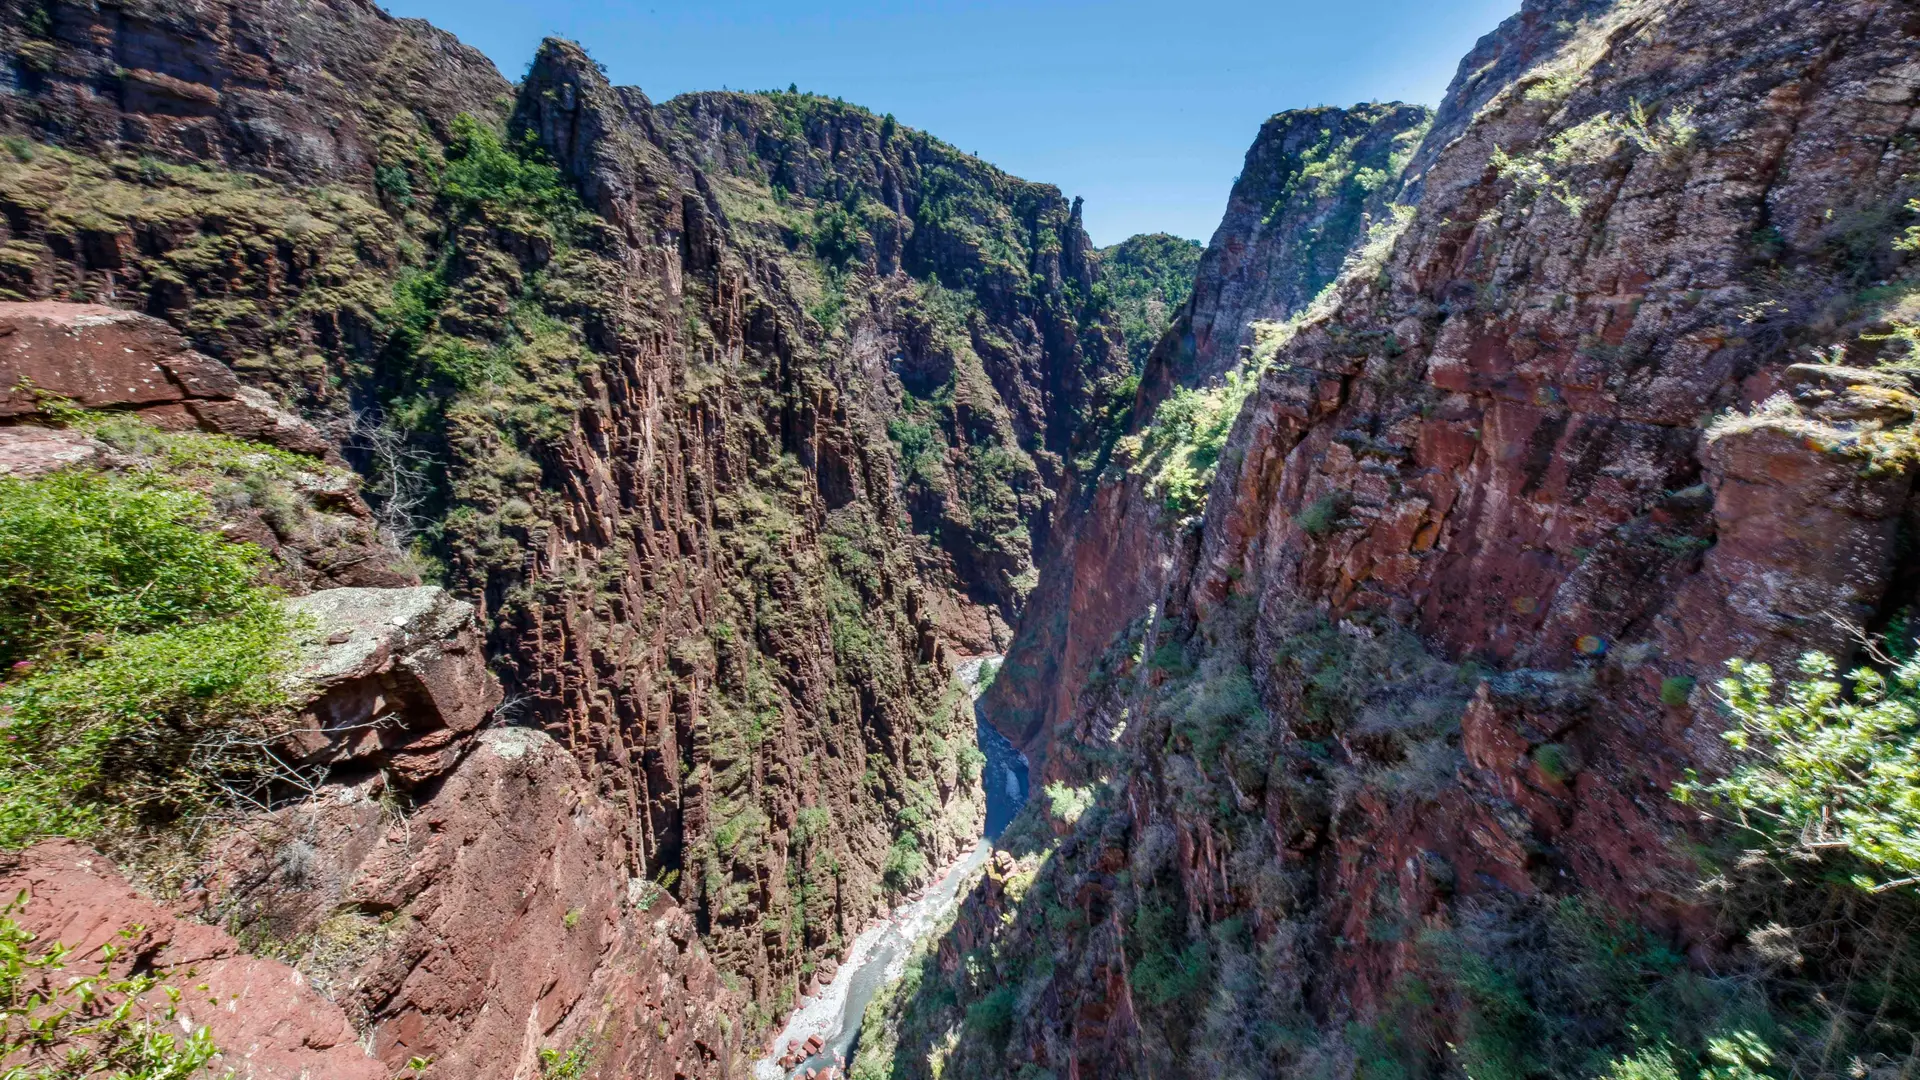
859 0 1920 1077
985 100 1431 774
0 2 1162 1074
1097 232 1205 369
660 88 1127 625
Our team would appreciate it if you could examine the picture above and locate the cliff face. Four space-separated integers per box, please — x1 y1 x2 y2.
985 100 1431 772
0 2 1155 1075
859 0 1920 1077
658 89 1126 624
1170 103 1430 391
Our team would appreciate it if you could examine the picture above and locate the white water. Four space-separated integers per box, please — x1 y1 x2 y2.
753 656 1028 1079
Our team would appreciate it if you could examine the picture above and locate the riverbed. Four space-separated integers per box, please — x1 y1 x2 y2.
754 656 1029 1079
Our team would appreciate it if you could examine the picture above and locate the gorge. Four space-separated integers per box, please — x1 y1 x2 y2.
0 0 1918 1078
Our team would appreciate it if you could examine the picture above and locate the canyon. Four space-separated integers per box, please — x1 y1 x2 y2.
0 0 1916 1078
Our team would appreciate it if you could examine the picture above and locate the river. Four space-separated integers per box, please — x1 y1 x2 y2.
754 656 1029 1079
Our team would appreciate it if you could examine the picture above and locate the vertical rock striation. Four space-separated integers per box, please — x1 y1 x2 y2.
860 1 1920 1077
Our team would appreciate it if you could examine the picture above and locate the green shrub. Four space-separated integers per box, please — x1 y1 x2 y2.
1294 493 1341 537
373 162 414 205
1355 898 1768 1080
1659 675 1697 707
0 595 292 847
965 984 1017 1041
0 900 221 1077
0 470 270 666
441 115 583 228
882 833 928 892
0 468 293 847
538 1041 590 1079
1043 781 1094 825
1130 366 1258 518
1532 743 1573 782
1682 652 1920 889
1133 937 1211 1009
956 741 986 784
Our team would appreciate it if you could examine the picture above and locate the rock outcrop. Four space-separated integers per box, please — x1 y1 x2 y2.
0 0 1149 1069
858 0 1920 1077
0 301 334 456
0 839 387 1080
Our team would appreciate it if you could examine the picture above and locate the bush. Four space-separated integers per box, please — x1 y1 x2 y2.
882 833 928 892
538 1042 590 1079
0 470 270 667
1294 493 1341 537
0 468 293 847
1682 652 1920 889
441 115 582 228
965 984 1017 1041
0 901 221 1077
1660 675 1696 707
1131 367 1259 518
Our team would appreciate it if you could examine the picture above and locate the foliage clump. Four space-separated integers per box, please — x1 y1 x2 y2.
1124 365 1260 518
1094 233 1204 367
0 899 221 1078
0 468 293 848
1683 651 1920 890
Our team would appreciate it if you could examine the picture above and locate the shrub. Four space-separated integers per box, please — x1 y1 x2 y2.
965 984 1017 1042
373 162 414 206
0 470 270 667
538 1041 590 1079
882 833 927 892
1294 493 1341 537
956 741 986 784
1043 781 1094 826
441 115 583 229
1130 367 1258 518
0 900 221 1077
0 596 293 847
1660 675 1696 707
1682 652 1920 890
0 468 294 847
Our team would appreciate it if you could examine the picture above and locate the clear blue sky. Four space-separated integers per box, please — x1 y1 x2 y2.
377 0 1518 246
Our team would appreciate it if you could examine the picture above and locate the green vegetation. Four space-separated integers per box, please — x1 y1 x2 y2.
0 466 293 848
1123 364 1260 518
1489 99 1697 217
882 833 929 893
538 1041 591 1079
1684 652 1920 890
0 902 221 1077
1245 106 1428 308
1095 233 1204 367
1353 897 1772 1080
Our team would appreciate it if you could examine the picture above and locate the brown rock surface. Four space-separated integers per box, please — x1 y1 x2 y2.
0 839 385 1080
880 0 1920 1076
0 301 335 459
0 423 96 475
278 586 502 782
204 726 742 1079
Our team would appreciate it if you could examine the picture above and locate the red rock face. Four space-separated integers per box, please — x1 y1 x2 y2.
0 840 386 1080
202 727 741 1078
909 0 1920 1075
0 301 336 457
990 101 1433 778
0 0 507 186
1182 0 1920 933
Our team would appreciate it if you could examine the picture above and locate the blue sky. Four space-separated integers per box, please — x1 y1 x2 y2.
378 0 1519 246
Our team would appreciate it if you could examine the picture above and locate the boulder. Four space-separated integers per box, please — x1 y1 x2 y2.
0 302 333 461
0 425 98 477
279 586 502 783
